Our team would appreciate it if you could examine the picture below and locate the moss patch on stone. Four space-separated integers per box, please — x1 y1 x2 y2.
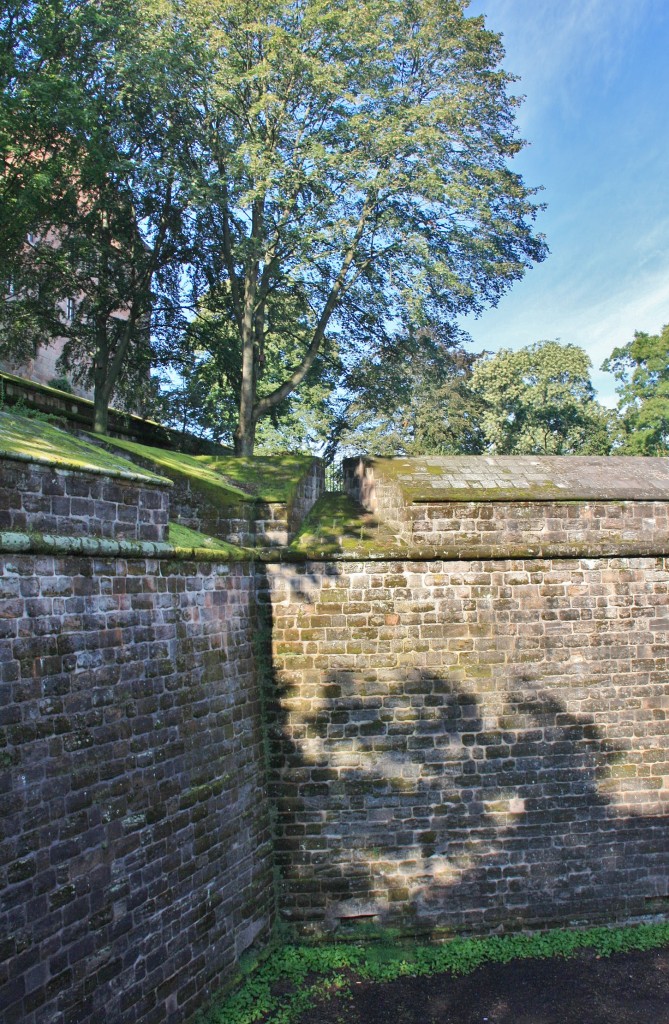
98 437 255 505
168 522 246 556
100 437 312 506
290 493 407 557
194 453 314 502
0 411 167 482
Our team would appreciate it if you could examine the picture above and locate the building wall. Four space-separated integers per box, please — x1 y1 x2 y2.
265 555 669 935
0 555 273 1024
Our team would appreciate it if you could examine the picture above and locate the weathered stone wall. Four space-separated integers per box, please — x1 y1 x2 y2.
287 460 326 538
265 555 669 936
0 555 273 1024
167 458 324 548
408 500 669 557
166 475 290 547
0 458 170 543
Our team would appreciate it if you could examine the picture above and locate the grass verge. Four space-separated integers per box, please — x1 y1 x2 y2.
197 921 669 1024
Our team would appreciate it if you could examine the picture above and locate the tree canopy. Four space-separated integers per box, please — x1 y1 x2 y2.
602 324 669 455
179 0 546 452
0 1 195 431
336 327 485 457
471 340 614 455
1 0 546 449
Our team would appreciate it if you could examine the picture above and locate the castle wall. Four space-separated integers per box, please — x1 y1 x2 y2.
265 554 669 935
0 555 273 1024
2 446 669 1022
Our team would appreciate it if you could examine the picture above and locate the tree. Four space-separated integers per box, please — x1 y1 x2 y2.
179 0 546 454
471 340 614 455
0 1 196 433
162 283 343 452
336 327 484 456
601 324 669 454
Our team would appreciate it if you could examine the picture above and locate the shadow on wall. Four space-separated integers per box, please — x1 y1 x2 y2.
258 619 669 934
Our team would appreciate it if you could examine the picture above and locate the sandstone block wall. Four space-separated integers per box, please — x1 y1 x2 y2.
0 556 273 1024
408 500 669 556
164 459 324 548
0 460 170 543
265 555 669 935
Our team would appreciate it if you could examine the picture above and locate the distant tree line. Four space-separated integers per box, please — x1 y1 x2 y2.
339 329 669 458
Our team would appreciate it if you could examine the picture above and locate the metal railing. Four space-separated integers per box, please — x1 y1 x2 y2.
324 460 345 493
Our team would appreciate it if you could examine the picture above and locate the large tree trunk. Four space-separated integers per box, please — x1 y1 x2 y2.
233 414 255 455
92 387 110 434
235 207 261 456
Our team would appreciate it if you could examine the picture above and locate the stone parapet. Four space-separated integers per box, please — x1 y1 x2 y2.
0 457 170 543
408 499 669 556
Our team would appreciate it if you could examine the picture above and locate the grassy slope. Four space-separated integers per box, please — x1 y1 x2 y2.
101 437 313 506
0 411 167 482
290 493 407 557
167 522 247 556
195 453 315 502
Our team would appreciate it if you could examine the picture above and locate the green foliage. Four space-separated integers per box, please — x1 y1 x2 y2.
0 1 197 431
338 328 484 457
48 376 74 395
2 1 546 452
471 340 615 454
163 287 342 453
200 922 669 1024
602 323 669 454
173 0 545 452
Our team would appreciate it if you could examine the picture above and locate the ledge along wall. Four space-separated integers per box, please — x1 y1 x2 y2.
265 456 669 935
3 446 669 1023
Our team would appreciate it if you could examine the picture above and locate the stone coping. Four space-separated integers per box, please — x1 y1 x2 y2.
356 455 669 502
0 531 250 561
2 531 668 563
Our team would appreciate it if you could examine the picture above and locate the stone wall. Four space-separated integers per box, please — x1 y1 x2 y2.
0 458 170 543
166 476 289 547
0 555 273 1024
167 458 324 548
408 500 669 557
265 555 669 935
2 445 669 1023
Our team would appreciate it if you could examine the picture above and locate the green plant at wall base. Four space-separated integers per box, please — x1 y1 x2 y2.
198 922 669 1024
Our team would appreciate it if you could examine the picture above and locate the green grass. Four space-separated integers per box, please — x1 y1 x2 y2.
98 436 255 505
168 522 246 556
198 921 669 1024
290 493 407 557
195 453 315 503
0 411 167 482
100 437 314 506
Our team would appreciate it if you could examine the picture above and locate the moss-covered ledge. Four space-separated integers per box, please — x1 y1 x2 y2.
0 410 171 484
0 530 250 561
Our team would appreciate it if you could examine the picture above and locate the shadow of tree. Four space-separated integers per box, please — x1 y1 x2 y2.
259 616 669 935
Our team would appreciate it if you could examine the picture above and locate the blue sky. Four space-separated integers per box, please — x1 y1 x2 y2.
460 0 669 404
